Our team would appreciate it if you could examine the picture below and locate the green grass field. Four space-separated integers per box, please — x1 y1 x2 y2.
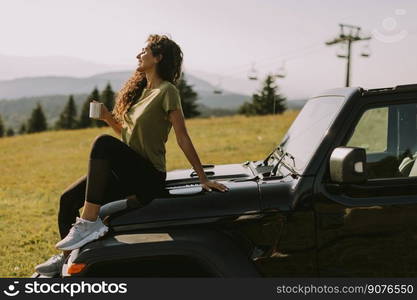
0 111 298 277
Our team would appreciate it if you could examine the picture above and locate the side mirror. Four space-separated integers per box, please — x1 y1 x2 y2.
329 147 367 183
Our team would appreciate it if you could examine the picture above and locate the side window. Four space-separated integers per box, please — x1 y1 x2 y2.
345 103 417 179
346 107 388 153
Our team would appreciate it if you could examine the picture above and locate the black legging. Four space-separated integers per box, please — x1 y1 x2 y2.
57 134 166 239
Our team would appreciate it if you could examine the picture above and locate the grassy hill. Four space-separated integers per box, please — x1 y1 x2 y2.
0 112 298 277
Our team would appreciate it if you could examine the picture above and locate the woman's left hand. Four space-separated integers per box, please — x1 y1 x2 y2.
200 179 229 192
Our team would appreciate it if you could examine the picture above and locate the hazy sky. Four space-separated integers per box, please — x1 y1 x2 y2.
1 0 416 98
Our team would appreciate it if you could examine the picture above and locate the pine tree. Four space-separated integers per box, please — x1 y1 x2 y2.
238 100 257 116
98 83 115 127
79 98 91 129
55 95 78 130
27 102 48 133
238 74 287 115
19 122 26 135
6 128 14 136
79 87 100 128
176 72 200 118
0 114 4 137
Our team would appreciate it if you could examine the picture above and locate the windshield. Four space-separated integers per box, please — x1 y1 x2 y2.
278 96 346 174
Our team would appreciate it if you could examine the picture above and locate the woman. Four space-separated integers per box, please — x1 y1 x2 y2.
35 34 229 276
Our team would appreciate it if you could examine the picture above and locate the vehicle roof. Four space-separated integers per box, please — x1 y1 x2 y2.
310 83 417 99
310 86 360 99
361 83 417 96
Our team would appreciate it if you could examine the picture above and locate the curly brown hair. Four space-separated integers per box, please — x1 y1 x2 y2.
112 34 183 125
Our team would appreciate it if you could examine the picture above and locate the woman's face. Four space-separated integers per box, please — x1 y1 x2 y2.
136 43 161 72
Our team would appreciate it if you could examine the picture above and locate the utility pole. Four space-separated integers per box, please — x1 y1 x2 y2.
326 24 371 87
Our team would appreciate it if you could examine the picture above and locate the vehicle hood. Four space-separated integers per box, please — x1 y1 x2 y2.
164 163 253 186
108 162 261 227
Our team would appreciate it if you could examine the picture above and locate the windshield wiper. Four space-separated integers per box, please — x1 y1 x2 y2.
262 145 283 166
272 150 299 178
263 147 299 178
261 142 301 178
262 134 289 166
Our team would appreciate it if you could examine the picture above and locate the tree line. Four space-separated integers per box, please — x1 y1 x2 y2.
0 72 287 138
238 74 287 116
0 72 200 137
0 83 115 136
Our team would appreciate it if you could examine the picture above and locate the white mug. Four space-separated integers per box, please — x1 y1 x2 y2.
89 102 103 119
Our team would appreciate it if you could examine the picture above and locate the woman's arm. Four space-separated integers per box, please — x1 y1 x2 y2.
168 109 229 192
104 113 123 137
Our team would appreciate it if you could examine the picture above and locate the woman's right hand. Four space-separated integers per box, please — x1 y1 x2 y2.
92 100 111 122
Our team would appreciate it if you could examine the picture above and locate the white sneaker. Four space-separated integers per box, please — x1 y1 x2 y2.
35 253 65 276
55 217 108 251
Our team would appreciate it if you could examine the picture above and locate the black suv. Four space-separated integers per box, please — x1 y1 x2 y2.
32 84 417 277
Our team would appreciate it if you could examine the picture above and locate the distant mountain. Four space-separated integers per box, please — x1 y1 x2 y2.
0 71 251 109
0 72 127 99
0 53 316 101
0 54 131 81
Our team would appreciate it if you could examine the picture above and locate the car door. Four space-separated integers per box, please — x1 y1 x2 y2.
314 94 417 277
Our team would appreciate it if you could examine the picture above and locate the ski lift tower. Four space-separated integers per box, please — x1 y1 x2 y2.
325 24 372 87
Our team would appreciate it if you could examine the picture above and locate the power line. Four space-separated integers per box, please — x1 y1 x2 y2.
215 41 327 79
207 42 329 95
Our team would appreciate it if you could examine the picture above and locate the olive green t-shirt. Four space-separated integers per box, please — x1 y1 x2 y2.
121 80 184 172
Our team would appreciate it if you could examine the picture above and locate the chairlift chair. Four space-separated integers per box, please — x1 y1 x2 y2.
275 61 287 78
213 78 223 94
247 63 258 80
361 43 371 57
336 43 348 58
213 88 223 94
